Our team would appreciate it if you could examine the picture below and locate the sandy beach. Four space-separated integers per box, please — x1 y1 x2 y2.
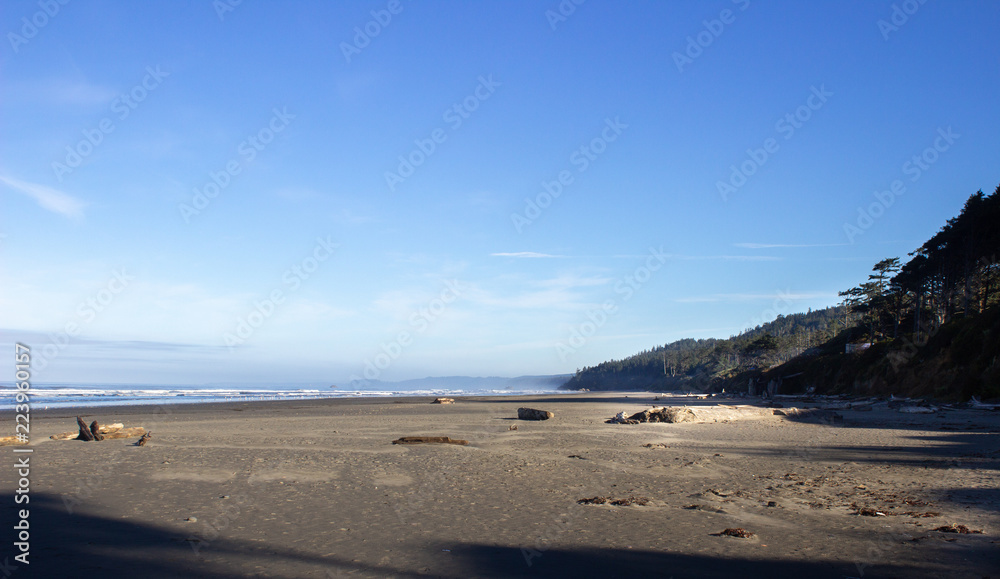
5 392 998 578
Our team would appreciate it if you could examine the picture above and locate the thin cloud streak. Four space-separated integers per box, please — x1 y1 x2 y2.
676 254 781 262
0 175 86 219
491 252 566 258
734 242 850 249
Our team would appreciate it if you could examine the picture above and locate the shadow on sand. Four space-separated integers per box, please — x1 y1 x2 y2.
6 493 974 578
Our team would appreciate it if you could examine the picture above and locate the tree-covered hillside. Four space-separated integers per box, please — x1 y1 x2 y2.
562 184 1000 400
561 306 848 392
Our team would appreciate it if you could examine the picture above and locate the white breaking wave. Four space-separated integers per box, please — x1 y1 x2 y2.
0 385 557 409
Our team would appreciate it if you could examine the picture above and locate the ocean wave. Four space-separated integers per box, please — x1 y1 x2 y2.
0 385 556 409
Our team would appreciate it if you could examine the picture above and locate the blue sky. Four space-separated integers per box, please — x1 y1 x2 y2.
2 0 998 385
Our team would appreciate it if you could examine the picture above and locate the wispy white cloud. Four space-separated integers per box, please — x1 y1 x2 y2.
677 254 781 262
734 242 849 249
491 252 566 259
0 175 86 219
5 78 117 107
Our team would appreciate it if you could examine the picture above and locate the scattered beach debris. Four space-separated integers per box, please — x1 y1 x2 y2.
49 420 146 441
932 523 983 534
431 397 454 404
392 436 469 445
567 454 587 460
712 528 755 538
607 407 697 424
853 507 887 517
886 395 940 412
578 496 649 506
135 432 153 446
607 405 832 425
610 496 649 506
969 396 1000 410
641 443 668 449
610 411 631 424
517 407 554 420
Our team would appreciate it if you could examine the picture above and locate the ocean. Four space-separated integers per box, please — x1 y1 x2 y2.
2 383 561 410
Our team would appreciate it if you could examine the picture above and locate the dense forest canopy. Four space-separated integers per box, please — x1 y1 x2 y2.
564 184 1000 399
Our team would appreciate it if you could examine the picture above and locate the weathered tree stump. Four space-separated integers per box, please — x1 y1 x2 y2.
76 416 95 441
89 420 105 441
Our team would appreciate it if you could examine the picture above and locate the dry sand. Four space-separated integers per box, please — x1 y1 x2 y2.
4 392 998 578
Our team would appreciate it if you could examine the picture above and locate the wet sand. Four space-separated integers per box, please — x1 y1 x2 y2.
5 392 998 578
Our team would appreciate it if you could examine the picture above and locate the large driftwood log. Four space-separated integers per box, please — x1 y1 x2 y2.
98 427 147 440
517 407 554 420
392 436 469 445
50 423 142 441
89 420 105 441
76 416 95 441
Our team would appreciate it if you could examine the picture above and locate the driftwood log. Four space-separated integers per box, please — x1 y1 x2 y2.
517 407 554 420
392 436 469 445
50 422 144 441
90 420 105 441
431 397 455 404
76 416 95 441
